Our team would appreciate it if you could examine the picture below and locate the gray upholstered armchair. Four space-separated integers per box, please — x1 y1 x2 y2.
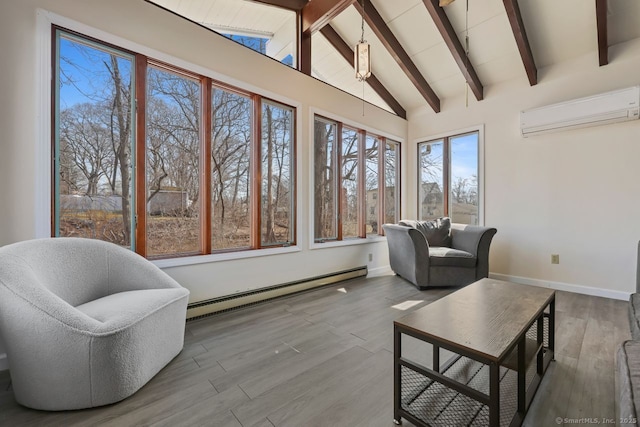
0 238 190 411
383 219 497 289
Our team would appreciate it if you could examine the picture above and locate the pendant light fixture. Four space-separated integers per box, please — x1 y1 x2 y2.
355 0 371 82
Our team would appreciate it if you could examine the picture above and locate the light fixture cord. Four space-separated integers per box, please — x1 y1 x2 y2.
362 80 365 116
361 0 365 43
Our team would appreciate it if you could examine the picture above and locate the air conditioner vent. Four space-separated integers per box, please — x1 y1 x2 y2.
520 86 640 137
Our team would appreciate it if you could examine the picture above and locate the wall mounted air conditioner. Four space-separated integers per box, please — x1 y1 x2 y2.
520 85 640 137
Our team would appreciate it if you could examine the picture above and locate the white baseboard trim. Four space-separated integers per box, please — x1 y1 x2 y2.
490 273 631 301
367 265 393 277
0 353 8 372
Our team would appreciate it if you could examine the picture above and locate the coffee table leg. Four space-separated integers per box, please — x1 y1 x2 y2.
549 297 556 360
433 344 440 373
537 315 544 374
394 324 402 425
518 336 526 413
490 362 500 426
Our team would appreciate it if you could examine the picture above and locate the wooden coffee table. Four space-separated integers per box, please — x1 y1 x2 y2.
393 278 555 427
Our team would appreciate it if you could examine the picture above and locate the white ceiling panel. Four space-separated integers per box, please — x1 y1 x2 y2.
442 0 506 31
387 4 442 57
429 73 467 100
152 0 293 36
464 14 518 66
474 52 524 86
371 0 422 24
412 43 460 83
519 0 597 68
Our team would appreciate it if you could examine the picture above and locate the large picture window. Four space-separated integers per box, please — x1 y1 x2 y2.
341 127 360 239
146 64 202 257
261 100 295 246
211 87 252 250
53 28 296 259
418 130 480 225
313 115 400 242
54 33 135 249
313 117 338 241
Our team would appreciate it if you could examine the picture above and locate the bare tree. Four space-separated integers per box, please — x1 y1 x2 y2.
262 103 293 244
105 55 132 244
314 120 335 239
59 104 113 196
211 89 251 248
263 104 276 243
451 177 468 204
146 68 201 216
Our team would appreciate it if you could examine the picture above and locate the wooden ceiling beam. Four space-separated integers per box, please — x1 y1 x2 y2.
320 25 407 119
422 0 483 100
503 0 537 85
244 0 308 11
300 23 312 74
596 0 608 66
353 0 440 113
302 0 356 34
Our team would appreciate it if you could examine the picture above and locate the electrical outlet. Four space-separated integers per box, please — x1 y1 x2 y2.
368 253 373 262
551 254 560 264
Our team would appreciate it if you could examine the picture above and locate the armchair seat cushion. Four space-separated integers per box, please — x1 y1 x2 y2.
428 247 476 268
76 288 188 327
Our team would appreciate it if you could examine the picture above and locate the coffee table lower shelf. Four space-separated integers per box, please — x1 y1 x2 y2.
397 351 552 427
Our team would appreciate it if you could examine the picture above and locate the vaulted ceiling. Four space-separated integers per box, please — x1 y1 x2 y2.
148 0 640 119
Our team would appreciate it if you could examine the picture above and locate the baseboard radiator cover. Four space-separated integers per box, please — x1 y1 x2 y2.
186 266 368 320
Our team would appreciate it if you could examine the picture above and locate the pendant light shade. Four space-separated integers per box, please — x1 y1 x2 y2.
355 41 371 82
354 0 371 83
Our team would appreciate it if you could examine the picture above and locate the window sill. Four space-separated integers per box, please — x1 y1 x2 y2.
309 235 387 250
152 245 302 269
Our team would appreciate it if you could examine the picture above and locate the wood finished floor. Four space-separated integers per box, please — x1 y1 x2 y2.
0 274 630 427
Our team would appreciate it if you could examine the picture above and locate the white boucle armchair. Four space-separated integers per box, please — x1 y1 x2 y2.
0 238 190 411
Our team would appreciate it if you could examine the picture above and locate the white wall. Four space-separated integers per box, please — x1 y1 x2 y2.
0 0 407 365
408 39 640 298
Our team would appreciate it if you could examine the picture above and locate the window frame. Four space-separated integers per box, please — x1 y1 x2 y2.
258 97 297 248
52 28 139 250
310 110 402 248
313 116 340 242
47 21 299 262
416 125 485 226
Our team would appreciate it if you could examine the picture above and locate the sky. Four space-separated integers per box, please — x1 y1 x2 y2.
225 34 293 67
421 132 478 186
58 34 133 109
59 32 291 111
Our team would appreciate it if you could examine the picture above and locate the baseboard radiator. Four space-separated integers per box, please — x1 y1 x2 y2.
186 266 368 320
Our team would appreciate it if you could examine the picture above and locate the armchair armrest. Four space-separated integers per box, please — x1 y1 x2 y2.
106 245 183 295
0 255 105 333
451 224 497 279
383 224 431 286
